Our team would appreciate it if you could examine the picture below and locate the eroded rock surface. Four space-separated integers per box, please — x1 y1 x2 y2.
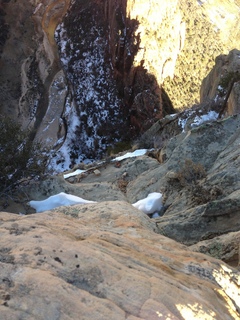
0 203 239 319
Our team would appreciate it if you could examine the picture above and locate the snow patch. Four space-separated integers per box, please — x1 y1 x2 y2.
29 191 163 216
191 110 218 127
132 192 163 215
112 149 147 162
63 169 87 179
29 192 96 213
62 149 148 179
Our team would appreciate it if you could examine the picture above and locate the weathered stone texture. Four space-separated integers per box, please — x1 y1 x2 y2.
0 204 239 319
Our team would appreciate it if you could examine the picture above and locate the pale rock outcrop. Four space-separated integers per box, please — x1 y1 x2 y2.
128 113 240 247
0 203 239 319
163 0 240 109
126 0 184 83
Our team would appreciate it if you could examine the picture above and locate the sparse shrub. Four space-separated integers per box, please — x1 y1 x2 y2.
0 116 47 196
117 178 129 193
107 140 132 156
176 159 206 187
173 159 223 205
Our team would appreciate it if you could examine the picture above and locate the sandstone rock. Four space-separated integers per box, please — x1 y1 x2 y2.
190 231 240 268
163 1 240 109
34 70 67 147
2 107 240 250
3 112 240 247
0 0 70 126
93 169 101 176
0 203 239 319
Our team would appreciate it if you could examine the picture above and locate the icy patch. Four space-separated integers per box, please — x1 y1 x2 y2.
178 110 194 132
29 192 96 213
191 111 219 127
178 117 188 132
112 149 147 162
63 169 87 179
53 20 126 171
48 100 82 172
132 192 163 215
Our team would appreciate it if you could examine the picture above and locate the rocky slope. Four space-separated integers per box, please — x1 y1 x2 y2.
1 0 240 169
2 110 240 318
9 108 239 265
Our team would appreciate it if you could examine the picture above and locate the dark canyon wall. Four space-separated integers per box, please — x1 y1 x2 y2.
0 0 240 170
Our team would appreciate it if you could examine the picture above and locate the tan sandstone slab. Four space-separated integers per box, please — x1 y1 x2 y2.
0 201 239 319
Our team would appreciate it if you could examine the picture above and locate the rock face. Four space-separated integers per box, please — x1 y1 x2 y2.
200 49 240 117
1 0 240 169
162 0 240 109
131 113 240 248
0 0 71 127
0 203 239 319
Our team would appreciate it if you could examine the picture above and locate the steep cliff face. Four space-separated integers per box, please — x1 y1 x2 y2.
0 0 240 170
0 0 71 128
200 49 240 116
163 0 240 109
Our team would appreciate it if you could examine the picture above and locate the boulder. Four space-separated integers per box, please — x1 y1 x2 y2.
0 202 239 319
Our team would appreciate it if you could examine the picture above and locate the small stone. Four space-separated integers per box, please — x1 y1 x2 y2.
166 171 178 180
94 169 101 176
122 172 128 178
66 177 75 184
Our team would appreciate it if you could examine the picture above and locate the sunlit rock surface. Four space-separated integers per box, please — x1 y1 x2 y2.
0 204 239 319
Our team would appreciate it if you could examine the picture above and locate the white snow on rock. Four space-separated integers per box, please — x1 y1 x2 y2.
29 191 163 216
132 192 163 215
178 109 219 132
62 149 148 179
112 149 148 162
63 169 87 179
29 192 96 213
191 110 219 127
